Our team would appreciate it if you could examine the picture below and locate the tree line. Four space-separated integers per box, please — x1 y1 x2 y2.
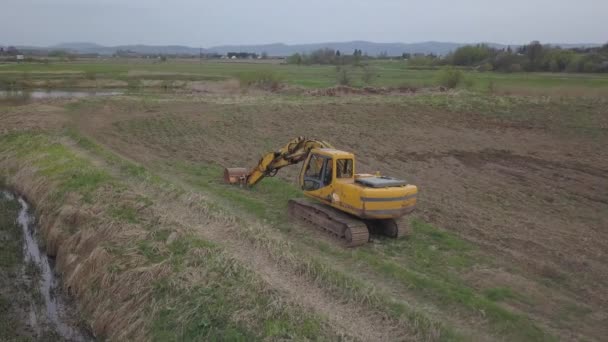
287 48 367 66
287 42 608 73
412 42 608 73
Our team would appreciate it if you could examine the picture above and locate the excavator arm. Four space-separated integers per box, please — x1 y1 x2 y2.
224 136 334 186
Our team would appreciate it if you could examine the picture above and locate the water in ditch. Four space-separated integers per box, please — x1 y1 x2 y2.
0 190 93 341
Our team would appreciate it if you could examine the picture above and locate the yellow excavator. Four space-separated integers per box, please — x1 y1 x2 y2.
224 137 418 246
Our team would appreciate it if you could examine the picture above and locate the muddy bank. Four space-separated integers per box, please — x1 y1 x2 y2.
0 191 93 341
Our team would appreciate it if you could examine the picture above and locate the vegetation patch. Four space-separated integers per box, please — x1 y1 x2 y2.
150 235 326 341
0 132 338 340
436 67 464 89
237 70 284 91
169 159 551 341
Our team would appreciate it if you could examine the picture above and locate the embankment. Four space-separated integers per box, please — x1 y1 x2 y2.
0 132 340 340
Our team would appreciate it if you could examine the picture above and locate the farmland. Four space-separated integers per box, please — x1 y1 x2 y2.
1 59 607 341
2 58 608 94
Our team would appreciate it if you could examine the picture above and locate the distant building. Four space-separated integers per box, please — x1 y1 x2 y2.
16 55 24 60
227 52 258 59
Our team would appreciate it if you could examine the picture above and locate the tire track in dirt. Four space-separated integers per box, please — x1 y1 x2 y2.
62 137 416 342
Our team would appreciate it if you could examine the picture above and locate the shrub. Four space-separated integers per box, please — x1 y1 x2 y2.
508 64 522 73
449 44 492 66
336 68 351 86
84 71 97 81
286 53 302 65
436 67 464 89
464 77 475 89
487 80 495 93
127 78 142 90
237 71 283 91
479 63 493 72
361 66 376 85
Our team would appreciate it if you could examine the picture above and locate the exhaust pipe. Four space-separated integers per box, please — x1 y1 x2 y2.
223 167 249 185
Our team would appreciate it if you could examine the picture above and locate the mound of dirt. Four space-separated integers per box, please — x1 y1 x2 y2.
304 85 424 96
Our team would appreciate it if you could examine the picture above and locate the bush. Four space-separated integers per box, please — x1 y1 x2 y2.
508 63 523 73
487 80 495 93
361 66 376 84
436 67 464 89
336 68 351 86
237 71 283 91
464 77 475 89
287 53 302 65
84 71 97 81
127 78 142 90
479 63 493 72
449 44 492 66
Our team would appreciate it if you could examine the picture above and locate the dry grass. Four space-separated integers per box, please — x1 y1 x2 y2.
0 132 341 340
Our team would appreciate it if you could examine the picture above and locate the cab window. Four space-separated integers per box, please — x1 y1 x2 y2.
304 155 324 179
336 159 353 178
303 155 332 190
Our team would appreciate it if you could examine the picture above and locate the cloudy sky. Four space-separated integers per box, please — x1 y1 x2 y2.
2 0 606 46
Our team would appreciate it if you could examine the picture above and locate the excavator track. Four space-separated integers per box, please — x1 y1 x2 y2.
288 198 369 247
365 219 411 239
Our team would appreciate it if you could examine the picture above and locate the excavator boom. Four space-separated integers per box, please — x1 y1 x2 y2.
224 136 333 186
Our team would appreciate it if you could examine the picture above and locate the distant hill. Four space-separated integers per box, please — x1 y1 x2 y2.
12 41 603 57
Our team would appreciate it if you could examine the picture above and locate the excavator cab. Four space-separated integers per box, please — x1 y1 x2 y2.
301 153 335 191
300 149 355 192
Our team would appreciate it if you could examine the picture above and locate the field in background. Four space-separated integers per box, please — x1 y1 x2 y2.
1 59 607 341
1 58 608 95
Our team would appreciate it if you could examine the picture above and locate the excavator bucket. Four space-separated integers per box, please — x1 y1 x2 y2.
223 167 248 185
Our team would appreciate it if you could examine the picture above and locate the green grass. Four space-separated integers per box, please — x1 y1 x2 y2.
150 235 328 341
0 133 113 202
169 159 551 341
173 161 302 226
483 287 517 302
401 92 608 138
110 204 140 223
2 59 608 93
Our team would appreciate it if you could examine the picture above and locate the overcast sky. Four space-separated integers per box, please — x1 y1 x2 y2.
2 0 606 47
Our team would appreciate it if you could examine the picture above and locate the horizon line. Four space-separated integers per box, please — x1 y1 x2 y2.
8 40 605 49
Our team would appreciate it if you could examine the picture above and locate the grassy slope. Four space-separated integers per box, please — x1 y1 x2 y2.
0 132 339 341
169 161 549 341
66 129 456 341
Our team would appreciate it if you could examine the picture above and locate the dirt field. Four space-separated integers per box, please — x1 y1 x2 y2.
1 86 607 340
